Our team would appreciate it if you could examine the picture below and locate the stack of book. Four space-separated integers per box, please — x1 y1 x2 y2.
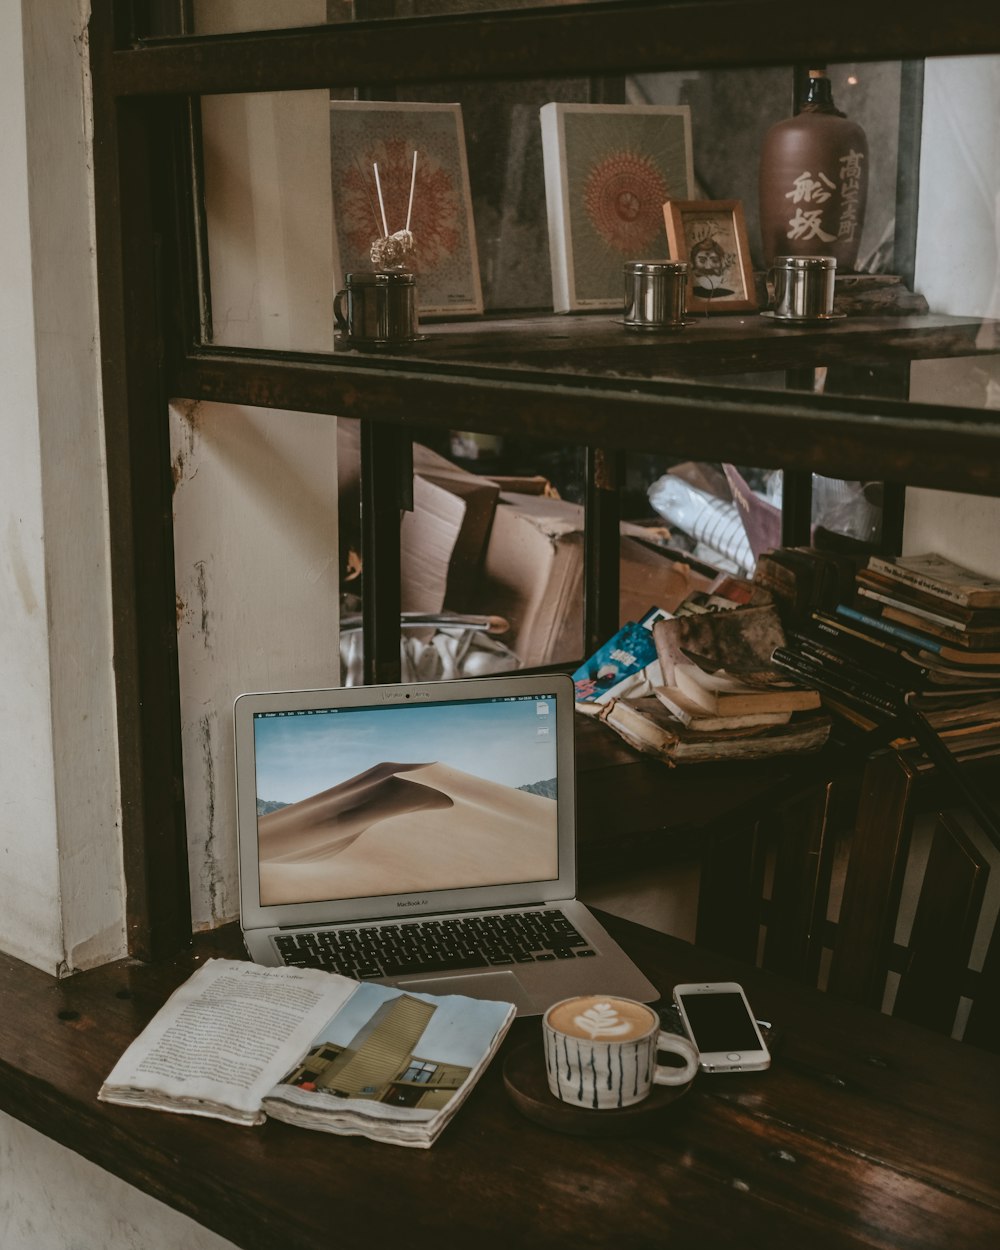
770 551 1000 760
577 598 832 765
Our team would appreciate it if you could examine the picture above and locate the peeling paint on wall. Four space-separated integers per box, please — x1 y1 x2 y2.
197 710 224 925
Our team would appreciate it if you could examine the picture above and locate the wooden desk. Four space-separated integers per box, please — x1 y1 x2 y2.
3 914 999 1249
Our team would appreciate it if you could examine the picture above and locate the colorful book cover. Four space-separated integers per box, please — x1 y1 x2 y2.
573 611 664 703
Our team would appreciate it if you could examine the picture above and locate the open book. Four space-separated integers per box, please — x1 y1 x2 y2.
99 958 515 1148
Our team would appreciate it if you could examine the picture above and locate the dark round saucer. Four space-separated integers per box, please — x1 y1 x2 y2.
503 1040 692 1136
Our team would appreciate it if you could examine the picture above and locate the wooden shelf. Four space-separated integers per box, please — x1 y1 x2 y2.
360 310 999 380
176 311 1000 495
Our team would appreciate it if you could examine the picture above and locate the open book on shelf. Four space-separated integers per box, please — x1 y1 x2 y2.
99 958 515 1148
595 694 831 764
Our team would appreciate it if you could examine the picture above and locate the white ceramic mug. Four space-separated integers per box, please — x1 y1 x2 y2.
543 994 699 1110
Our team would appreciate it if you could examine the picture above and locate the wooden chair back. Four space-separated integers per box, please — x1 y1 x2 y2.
696 747 1000 1051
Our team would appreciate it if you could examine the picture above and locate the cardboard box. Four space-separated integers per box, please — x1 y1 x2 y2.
410 444 500 612
338 423 500 615
480 493 713 668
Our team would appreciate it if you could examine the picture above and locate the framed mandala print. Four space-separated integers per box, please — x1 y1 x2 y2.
539 102 694 312
329 101 483 316
663 199 758 314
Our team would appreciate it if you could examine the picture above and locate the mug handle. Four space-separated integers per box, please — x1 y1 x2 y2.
334 289 349 333
652 1032 700 1086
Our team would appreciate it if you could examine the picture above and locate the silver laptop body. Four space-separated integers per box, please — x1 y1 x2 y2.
234 673 657 1016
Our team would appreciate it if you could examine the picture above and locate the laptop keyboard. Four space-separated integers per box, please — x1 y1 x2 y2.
274 908 596 980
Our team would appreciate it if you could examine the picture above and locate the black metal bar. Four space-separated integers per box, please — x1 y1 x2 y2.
106 2 1000 97
781 368 817 544
360 424 409 685
879 481 906 553
92 1 193 960
780 471 814 546
167 349 1000 498
893 59 925 290
584 448 623 656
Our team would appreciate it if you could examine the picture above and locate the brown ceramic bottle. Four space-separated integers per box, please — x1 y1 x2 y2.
758 70 869 271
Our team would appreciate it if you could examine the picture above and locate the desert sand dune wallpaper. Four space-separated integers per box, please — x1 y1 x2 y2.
253 696 560 905
259 760 557 904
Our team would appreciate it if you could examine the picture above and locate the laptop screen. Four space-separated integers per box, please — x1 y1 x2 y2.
250 690 561 908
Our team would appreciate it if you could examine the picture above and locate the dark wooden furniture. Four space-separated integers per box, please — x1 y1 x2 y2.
574 712 844 885
87 2 1000 959
697 745 1000 1050
3 913 999 1249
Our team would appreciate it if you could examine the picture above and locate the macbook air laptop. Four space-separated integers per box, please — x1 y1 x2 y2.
234 672 657 1016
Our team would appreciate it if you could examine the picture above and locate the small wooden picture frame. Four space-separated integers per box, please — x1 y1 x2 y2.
663 199 757 314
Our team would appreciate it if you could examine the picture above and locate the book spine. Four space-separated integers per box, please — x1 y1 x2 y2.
771 646 901 717
866 557 972 607
812 612 906 657
791 632 930 688
783 640 910 707
857 586 969 631
834 603 943 655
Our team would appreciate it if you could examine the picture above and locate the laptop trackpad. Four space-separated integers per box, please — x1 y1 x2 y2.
395 970 535 1013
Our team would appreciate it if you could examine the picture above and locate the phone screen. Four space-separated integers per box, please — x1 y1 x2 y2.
678 990 761 1052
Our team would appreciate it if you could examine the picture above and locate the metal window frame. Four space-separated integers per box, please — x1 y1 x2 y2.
90 1 1000 958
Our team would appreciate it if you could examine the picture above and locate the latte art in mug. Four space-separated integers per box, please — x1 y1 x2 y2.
547 995 654 1041
542 994 699 1110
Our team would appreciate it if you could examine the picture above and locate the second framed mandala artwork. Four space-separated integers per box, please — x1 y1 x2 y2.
540 102 695 312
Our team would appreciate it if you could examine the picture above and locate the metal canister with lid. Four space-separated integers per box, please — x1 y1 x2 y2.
622 260 688 331
769 255 838 321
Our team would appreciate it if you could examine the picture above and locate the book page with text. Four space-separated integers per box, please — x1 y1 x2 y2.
100 958 357 1124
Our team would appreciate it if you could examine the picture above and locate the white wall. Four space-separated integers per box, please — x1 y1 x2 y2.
0 1110 238 1250
2 3 335 1247
906 56 1000 574
0 2 123 974
176 0 339 930
173 401 340 928
0 0 63 970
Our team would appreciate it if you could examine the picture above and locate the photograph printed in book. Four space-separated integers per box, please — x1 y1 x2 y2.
663 200 758 314
539 102 694 312
329 101 483 316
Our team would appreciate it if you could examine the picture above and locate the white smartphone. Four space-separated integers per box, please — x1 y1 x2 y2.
672 981 771 1073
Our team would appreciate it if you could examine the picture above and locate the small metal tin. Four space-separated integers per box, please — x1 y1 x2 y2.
769 255 838 321
623 260 688 331
334 270 420 346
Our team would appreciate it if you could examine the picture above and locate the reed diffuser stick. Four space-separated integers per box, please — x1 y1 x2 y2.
372 162 389 237
405 151 418 233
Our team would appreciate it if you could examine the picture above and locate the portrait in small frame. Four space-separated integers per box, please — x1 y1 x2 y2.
663 199 757 314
